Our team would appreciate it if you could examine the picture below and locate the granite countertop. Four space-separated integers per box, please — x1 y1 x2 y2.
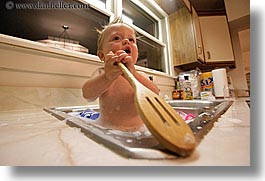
0 100 250 166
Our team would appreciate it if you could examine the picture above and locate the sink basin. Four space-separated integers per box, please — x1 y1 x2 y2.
166 100 232 140
44 100 232 159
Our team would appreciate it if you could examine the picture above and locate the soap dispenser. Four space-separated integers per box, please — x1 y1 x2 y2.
183 76 193 100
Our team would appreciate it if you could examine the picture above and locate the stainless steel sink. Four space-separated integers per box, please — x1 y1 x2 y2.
167 100 232 140
44 100 232 159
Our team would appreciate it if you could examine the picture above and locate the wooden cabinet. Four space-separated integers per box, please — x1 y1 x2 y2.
169 0 235 70
199 15 234 63
191 6 205 62
169 2 197 66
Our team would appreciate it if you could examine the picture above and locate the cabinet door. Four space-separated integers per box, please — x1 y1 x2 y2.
169 5 197 66
191 7 205 62
199 16 234 63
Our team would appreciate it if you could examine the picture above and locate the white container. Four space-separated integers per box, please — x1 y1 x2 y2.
212 68 229 97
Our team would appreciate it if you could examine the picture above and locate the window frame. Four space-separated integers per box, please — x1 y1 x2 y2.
83 0 173 75
80 0 113 16
118 0 173 75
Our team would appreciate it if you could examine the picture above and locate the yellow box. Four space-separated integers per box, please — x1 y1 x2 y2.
200 72 214 93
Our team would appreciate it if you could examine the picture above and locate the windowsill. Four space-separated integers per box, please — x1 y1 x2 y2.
0 34 101 64
0 34 173 78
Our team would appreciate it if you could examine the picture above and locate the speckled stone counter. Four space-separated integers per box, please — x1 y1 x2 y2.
0 99 250 166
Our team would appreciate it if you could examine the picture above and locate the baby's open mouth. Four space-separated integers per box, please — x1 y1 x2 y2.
124 48 131 54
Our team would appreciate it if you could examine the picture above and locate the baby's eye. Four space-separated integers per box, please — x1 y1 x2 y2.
113 36 121 41
129 38 135 42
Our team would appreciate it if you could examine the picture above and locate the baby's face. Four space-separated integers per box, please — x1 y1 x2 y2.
99 24 138 63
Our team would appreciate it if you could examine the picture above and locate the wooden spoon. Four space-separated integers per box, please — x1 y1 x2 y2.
118 63 196 156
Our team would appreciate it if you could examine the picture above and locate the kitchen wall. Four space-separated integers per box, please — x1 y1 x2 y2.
224 0 250 95
238 29 250 73
224 0 250 22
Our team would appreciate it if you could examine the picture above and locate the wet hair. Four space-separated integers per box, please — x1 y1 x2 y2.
96 16 136 51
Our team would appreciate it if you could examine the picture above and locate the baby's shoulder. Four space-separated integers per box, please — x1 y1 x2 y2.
90 67 105 77
137 70 147 76
137 71 152 81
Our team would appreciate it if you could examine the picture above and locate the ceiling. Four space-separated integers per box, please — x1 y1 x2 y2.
155 0 226 15
189 0 226 15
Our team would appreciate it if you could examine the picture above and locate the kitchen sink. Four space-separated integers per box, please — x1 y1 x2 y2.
167 100 232 140
44 100 232 159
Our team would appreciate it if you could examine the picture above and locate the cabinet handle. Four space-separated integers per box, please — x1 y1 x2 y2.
207 51 211 60
198 45 202 55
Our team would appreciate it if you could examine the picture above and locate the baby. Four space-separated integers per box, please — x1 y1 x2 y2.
82 17 159 132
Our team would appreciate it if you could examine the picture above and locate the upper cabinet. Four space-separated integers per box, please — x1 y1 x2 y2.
168 0 235 70
199 15 234 63
191 6 205 62
169 1 197 67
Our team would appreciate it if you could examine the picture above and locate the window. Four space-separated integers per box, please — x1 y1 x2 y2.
0 0 110 55
136 32 164 72
122 0 158 38
0 0 171 74
122 0 170 73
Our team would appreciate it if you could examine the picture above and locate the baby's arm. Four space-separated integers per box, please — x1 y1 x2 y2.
82 52 123 101
82 72 112 101
133 71 160 95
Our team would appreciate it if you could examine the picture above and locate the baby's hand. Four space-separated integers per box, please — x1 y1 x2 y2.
104 50 136 81
115 50 136 74
103 51 123 81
